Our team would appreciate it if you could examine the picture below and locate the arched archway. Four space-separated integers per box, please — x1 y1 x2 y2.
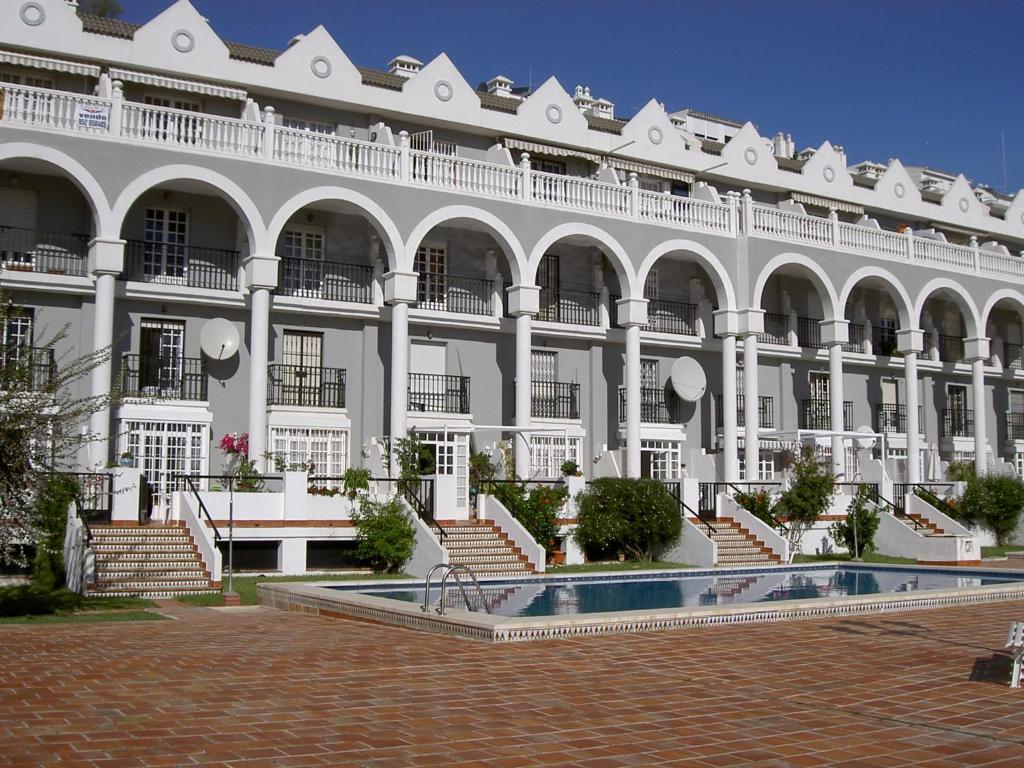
527 223 636 298
636 239 736 311
751 253 840 322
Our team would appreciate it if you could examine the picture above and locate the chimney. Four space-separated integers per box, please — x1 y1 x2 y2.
388 55 423 79
486 75 514 99
773 131 787 158
287 34 305 48
592 98 614 119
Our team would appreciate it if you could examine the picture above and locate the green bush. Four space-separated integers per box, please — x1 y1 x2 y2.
342 467 372 500
956 473 1024 546
829 484 880 557
733 488 776 528
352 496 415 573
492 482 567 555
946 461 976 482
574 478 681 561
31 474 78 588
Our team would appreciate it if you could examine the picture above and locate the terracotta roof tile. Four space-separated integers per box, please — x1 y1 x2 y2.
700 139 724 156
478 92 520 114
225 42 278 66
585 113 624 135
357 67 405 91
78 13 139 39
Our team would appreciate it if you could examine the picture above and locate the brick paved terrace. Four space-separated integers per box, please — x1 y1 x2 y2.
2 598 1024 767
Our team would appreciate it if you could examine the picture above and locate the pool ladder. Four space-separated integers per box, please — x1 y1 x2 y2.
422 563 493 616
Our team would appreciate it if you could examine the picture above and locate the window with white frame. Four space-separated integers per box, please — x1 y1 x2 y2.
282 117 335 134
531 350 557 382
122 420 206 509
143 208 188 282
529 435 581 479
281 225 325 296
144 95 201 111
739 449 775 481
1014 452 1024 479
138 319 184 396
640 439 682 480
640 359 659 389
417 431 469 510
142 95 202 143
3 307 33 359
269 426 348 477
0 71 53 89
414 243 446 307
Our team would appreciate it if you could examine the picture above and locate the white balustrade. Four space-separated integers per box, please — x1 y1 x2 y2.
121 102 264 157
637 190 733 234
751 205 833 246
408 150 521 199
274 126 401 179
531 170 631 215
836 221 908 259
913 237 975 271
4 83 1024 284
0 84 111 134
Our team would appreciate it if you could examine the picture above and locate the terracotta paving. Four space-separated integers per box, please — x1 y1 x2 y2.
2 596 1024 767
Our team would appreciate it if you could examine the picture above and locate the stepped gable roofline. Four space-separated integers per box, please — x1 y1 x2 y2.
357 66 406 91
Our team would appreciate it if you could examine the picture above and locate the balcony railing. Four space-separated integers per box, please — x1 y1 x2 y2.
121 354 207 401
408 373 470 413
267 364 346 408
0 226 89 276
1007 412 1024 441
538 286 601 327
530 380 580 419
0 346 55 390
842 323 866 353
872 325 899 356
758 312 789 345
278 258 373 304
716 394 774 429
645 297 698 335
122 240 239 291
417 272 492 315
800 399 853 431
874 404 923 434
1004 342 1023 371
936 334 965 363
942 408 974 437
618 386 682 424
5 82 1024 284
797 316 825 349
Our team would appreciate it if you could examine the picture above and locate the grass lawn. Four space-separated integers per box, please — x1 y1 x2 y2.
177 572 412 606
548 560 693 574
0 585 161 624
982 545 1024 558
793 552 917 565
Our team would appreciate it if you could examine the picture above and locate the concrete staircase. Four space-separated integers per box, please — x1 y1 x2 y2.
709 517 782 566
904 513 946 536
439 521 536 577
88 525 220 599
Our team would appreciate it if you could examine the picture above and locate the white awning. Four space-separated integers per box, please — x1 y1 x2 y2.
504 137 601 165
610 158 695 184
108 67 247 101
790 192 864 215
0 49 100 78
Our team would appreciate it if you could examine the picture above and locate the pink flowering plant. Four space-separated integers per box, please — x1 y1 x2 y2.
218 431 263 492
219 432 249 456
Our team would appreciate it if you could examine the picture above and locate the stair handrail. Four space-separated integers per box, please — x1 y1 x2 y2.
912 483 959 518
70 497 94 545
438 564 493 615
177 475 222 542
376 476 447 541
659 480 716 535
727 482 788 535
874 493 927 532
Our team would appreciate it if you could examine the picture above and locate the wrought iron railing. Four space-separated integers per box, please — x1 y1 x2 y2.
530 380 580 419
1004 342 1023 371
538 286 601 326
1007 412 1024 441
618 386 682 424
797 316 825 349
121 353 207 401
61 472 114 525
122 240 239 291
800 398 852 431
417 271 493 315
942 408 973 437
645 297 698 335
873 325 899 356
842 323 866 353
278 257 374 303
937 334 965 363
0 226 89 276
408 373 471 413
267 364 346 408
716 394 774 429
758 312 789 345
874 404 923 434
0 346 55 390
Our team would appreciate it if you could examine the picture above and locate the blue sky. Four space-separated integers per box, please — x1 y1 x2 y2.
118 0 1024 193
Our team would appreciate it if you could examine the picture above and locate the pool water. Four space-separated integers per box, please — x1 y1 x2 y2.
349 567 1024 618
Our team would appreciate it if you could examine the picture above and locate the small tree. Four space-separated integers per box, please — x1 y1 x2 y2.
352 496 415 573
957 473 1024 546
830 483 880 558
776 448 834 560
493 482 567 556
574 478 681 561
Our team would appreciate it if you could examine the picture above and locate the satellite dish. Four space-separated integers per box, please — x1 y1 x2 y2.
199 318 240 360
855 425 876 450
669 356 706 402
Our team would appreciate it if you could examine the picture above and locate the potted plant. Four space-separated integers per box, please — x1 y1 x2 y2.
560 459 582 477
342 467 372 500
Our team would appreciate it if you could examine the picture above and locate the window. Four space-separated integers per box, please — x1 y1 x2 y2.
281 225 325 296
529 435 581 479
641 359 659 389
3 307 33 354
414 243 446 306
142 95 202 143
809 372 829 401
0 71 53 89
530 158 566 175
531 350 557 382
278 331 323 406
417 431 469 510
139 319 184 396
143 208 188 282
0 188 40 268
640 440 682 480
947 384 968 411
638 179 663 193
269 427 348 477
143 95 201 112
282 117 335 135
643 270 658 300
738 449 775 481
122 420 206 509
1015 452 1024 479
1010 390 1024 413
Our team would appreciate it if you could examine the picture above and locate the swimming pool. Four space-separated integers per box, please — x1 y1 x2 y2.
257 563 1024 643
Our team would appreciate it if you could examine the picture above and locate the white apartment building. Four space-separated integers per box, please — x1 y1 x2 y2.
3 0 1024 525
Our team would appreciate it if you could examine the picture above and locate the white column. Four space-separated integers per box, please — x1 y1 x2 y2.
972 356 987 476
390 300 410 464
514 312 533 479
829 342 845 479
247 287 271 462
905 351 921 484
721 334 738 482
87 237 124 468
625 323 642 478
742 334 759 480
